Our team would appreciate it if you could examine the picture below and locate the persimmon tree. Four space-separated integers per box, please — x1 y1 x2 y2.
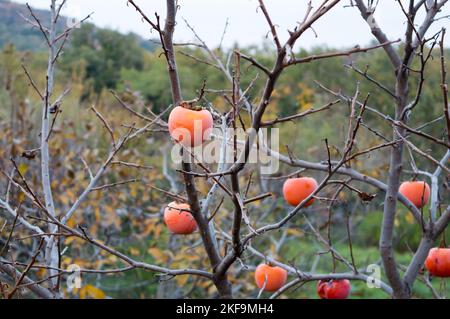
0 0 449 299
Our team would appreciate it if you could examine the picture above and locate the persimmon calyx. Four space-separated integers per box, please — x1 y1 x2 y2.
180 100 203 111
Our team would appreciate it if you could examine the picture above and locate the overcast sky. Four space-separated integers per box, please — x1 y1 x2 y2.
14 0 450 49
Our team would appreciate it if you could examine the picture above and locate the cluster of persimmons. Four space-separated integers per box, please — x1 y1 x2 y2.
164 104 449 298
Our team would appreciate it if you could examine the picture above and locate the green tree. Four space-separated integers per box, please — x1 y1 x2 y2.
62 24 146 94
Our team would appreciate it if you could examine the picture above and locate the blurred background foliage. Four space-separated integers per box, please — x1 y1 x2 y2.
0 0 449 299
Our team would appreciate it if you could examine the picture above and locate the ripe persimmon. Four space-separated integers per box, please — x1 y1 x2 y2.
425 248 450 277
254 264 288 292
168 105 213 147
283 177 318 207
317 279 351 299
399 181 431 208
163 202 197 235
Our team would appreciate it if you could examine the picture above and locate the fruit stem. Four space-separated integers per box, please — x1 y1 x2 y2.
180 100 203 111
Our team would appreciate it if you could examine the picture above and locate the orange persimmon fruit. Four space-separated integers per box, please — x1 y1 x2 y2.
399 181 431 209
163 202 197 235
168 105 213 147
283 177 318 207
425 248 450 277
254 264 288 292
317 279 351 299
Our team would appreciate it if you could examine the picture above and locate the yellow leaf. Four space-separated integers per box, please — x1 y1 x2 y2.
107 255 118 264
61 256 72 265
176 275 189 286
17 192 25 203
18 163 28 176
153 224 162 238
286 229 303 237
37 268 47 278
105 206 115 215
138 221 154 238
113 215 121 229
60 195 70 206
64 236 84 246
148 247 168 263
66 217 76 229
147 206 161 213
130 184 138 198
130 247 140 256
66 189 76 201
89 223 98 236
94 207 101 222
79 284 106 299
405 213 414 224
